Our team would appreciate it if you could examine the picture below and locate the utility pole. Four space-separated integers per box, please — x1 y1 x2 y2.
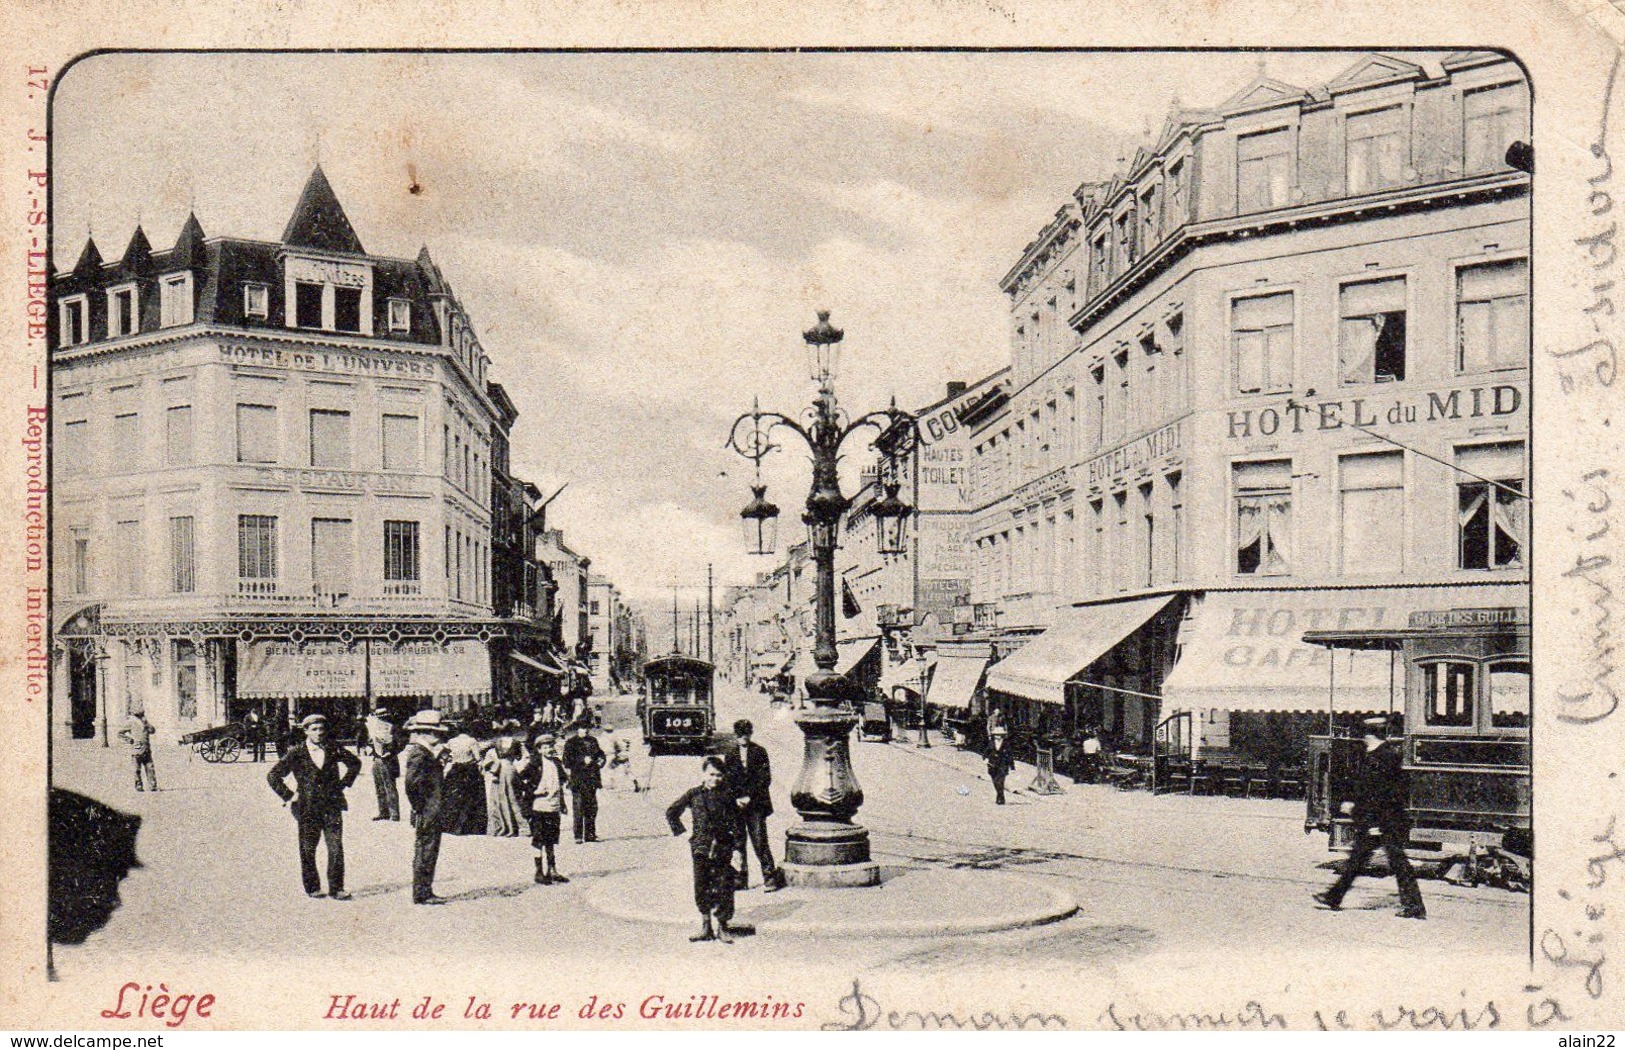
671 586 680 656
707 563 715 665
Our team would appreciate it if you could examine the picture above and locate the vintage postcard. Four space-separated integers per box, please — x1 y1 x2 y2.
2 0 1623 1034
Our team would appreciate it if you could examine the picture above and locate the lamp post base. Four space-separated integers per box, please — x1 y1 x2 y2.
782 860 881 888
783 820 880 887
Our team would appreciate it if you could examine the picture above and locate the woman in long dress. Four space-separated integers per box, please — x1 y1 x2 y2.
484 733 525 836
441 721 488 835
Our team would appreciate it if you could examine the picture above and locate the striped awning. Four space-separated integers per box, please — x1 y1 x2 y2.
511 651 565 675
986 596 1177 705
237 638 491 700
1161 584 1528 713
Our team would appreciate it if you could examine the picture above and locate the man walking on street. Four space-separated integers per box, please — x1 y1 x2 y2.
1314 715 1426 919
244 707 266 763
366 705 401 821
723 719 784 892
401 710 451 905
667 756 744 944
561 721 606 843
120 712 159 792
987 726 1013 805
266 714 361 900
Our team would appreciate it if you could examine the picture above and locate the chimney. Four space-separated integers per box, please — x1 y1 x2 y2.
946 381 967 399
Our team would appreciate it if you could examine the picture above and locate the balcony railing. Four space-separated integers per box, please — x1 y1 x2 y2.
382 581 423 597
238 579 278 596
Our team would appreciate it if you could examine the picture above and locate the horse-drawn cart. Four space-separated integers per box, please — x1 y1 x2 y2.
178 722 245 763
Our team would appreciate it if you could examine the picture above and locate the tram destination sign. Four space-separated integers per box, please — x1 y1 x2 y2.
1407 606 1527 629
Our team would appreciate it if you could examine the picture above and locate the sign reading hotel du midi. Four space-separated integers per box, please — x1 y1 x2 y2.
1225 382 1524 440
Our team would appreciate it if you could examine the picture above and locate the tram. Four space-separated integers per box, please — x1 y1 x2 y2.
1303 606 1530 888
638 654 716 754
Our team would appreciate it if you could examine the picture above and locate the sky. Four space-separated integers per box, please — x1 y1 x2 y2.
52 49 1374 620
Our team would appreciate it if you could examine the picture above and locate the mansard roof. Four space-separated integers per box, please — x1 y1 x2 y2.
71 236 102 277
281 165 366 255
119 225 152 276
172 212 207 269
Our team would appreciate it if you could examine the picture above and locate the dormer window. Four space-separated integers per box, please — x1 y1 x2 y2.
388 298 411 333
159 272 195 327
243 283 269 319
107 284 138 338
334 287 362 333
58 294 89 347
294 281 324 328
283 256 374 336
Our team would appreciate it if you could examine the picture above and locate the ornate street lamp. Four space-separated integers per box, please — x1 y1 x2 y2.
727 311 918 888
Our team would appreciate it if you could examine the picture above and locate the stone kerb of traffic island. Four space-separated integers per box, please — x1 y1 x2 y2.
582 864 1078 937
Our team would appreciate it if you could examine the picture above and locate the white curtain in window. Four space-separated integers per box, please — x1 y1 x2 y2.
1262 495 1292 574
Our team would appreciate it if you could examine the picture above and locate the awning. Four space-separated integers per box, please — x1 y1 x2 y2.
1161 584 1528 714
511 651 565 675
836 637 880 678
926 646 990 711
750 651 789 671
237 638 492 701
986 595 1177 705
881 655 934 697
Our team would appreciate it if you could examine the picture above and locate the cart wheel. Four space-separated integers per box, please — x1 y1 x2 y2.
217 737 242 763
200 740 221 763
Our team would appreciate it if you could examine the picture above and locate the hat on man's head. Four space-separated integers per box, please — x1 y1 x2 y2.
372 704 390 717
733 719 754 737
405 710 449 734
1360 715 1394 734
533 732 557 746
299 713 328 730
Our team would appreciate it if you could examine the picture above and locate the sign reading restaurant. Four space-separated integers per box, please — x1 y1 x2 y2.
1226 383 1522 440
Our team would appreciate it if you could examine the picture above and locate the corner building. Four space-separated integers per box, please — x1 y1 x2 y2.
971 53 1530 767
52 167 515 743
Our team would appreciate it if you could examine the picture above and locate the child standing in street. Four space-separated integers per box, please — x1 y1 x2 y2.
666 756 743 943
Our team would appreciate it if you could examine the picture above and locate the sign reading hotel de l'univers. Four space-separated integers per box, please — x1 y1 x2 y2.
1225 383 1523 440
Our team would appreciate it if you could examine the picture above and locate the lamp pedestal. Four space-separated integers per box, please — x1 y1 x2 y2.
781 670 880 888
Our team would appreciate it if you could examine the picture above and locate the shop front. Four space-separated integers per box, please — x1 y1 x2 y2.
985 594 1182 750
235 636 492 738
1159 583 1530 771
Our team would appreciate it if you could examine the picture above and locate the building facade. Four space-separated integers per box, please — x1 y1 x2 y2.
51 167 520 742
972 52 1530 763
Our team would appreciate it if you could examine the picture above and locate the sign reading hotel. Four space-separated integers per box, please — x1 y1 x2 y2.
1084 420 1182 490
1226 383 1522 440
220 343 437 379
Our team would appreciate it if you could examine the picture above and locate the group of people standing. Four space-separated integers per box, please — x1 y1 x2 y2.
267 705 614 905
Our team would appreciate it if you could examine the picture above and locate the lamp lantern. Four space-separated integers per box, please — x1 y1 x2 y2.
739 483 780 556
802 310 844 387
871 479 913 556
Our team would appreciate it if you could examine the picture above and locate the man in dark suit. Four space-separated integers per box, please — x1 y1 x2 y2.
401 710 451 905
722 719 784 892
561 722 606 843
266 713 361 899
667 756 743 943
1315 716 1426 919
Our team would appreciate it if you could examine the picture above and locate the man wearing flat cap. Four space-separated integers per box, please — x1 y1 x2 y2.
267 713 362 900
1315 715 1426 919
401 710 451 904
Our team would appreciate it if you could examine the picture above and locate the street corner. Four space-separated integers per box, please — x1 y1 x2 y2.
581 862 1079 938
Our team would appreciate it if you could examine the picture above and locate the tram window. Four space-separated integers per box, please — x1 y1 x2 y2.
1422 661 1476 728
1488 661 1531 728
